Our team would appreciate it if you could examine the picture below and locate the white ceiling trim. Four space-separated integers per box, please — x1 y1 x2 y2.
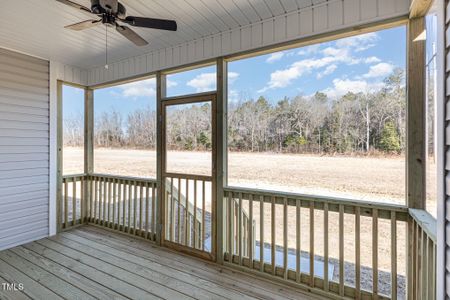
88 0 411 86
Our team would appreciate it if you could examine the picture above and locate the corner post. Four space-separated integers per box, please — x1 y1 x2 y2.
407 17 426 209
216 58 228 263
156 71 166 245
56 81 63 233
84 88 94 222
406 16 426 299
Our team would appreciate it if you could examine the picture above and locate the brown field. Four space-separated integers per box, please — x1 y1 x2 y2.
63 147 437 297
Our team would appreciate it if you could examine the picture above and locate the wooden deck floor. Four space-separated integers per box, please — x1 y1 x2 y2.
0 225 320 300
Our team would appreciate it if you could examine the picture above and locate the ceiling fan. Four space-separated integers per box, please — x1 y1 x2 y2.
56 0 177 46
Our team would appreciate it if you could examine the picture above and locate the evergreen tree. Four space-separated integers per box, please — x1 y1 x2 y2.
379 122 401 153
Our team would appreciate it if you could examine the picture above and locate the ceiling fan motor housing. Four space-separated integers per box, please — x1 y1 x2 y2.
91 0 126 18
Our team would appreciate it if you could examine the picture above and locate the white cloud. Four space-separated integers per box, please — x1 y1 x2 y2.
363 62 394 78
258 53 352 92
266 52 285 63
228 71 239 84
187 72 239 92
297 44 320 56
335 32 378 52
119 79 156 98
322 78 385 98
317 64 338 79
364 56 381 64
167 79 178 88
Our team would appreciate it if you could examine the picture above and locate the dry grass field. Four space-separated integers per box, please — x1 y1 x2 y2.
63 147 437 297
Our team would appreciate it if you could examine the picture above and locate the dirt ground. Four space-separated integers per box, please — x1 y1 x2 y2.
64 147 437 297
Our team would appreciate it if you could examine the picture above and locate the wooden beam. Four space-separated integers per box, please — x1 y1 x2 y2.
407 17 426 209
410 0 434 18
215 57 227 263
156 71 166 245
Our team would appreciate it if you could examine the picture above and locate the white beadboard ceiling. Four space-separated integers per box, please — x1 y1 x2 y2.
0 0 326 69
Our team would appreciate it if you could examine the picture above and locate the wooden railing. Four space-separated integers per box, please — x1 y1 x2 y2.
60 176 437 299
86 174 158 241
223 187 410 300
164 173 212 255
61 174 87 230
408 209 437 300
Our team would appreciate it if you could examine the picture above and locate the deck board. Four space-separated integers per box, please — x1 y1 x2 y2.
1 225 318 300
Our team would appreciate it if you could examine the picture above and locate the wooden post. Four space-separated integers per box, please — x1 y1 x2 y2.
56 81 63 232
216 57 227 263
406 16 426 300
407 17 426 209
84 88 94 223
156 72 166 246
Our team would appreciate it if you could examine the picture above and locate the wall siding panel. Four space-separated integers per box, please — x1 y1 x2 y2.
0 48 50 250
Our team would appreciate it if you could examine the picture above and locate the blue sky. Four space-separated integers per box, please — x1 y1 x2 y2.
63 25 406 118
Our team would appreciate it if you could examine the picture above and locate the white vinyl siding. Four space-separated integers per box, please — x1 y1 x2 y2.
0 48 49 250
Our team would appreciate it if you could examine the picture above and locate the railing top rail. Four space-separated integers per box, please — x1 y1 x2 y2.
224 186 408 213
62 173 87 179
89 173 158 184
409 208 437 243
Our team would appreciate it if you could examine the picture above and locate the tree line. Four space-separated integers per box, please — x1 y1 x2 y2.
64 69 406 155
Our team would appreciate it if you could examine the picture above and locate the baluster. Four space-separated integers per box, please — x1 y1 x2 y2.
202 180 205 251
260 195 264 272
391 211 397 300
102 178 107 225
145 183 150 238
152 184 156 241
355 206 361 299
373 208 379 298
238 193 243 265
185 179 189 246
128 182 132 233
283 197 288 280
227 192 232 259
117 181 122 231
249 194 254 267
170 178 174 241
339 204 344 296
271 196 275 276
324 203 329 292
177 178 181 243
72 177 77 226
133 182 138 234
122 182 127 230
309 201 314 287
296 199 301 283
139 184 143 234
80 176 84 223
89 178 93 222
107 178 112 227
64 179 68 228
112 179 117 228
193 180 197 249
93 178 98 224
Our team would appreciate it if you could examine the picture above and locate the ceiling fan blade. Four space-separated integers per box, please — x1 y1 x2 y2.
65 19 102 31
122 16 177 31
116 25 149 46
55 0 93 14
